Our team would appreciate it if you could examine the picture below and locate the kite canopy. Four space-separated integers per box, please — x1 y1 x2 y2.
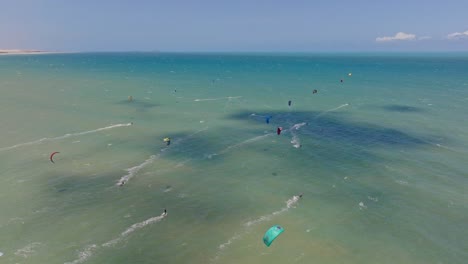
263 225 284 247
50 151 60 163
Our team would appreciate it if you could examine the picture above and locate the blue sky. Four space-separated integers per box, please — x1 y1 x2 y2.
1 0 467 52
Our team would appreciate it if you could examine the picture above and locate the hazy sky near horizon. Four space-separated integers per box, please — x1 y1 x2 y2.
1 0 467 52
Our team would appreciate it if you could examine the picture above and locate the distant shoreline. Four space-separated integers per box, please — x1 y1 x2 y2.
0 49 63 56
1 50 467 57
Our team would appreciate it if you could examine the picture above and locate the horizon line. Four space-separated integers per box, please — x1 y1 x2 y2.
3 49 468 55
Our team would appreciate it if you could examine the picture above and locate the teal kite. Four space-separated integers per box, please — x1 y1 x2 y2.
263 225 284 247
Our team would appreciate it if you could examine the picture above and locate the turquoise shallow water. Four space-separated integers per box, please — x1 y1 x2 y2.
0 53 467 264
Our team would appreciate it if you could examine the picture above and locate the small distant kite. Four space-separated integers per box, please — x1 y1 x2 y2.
277 127 283 135
263 225 284 247
50 152 60 163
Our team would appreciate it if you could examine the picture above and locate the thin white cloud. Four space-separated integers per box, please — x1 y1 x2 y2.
446 30 468 40
376 32 416 42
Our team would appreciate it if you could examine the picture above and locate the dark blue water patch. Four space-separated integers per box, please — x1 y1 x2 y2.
381 105 425 113
115 99 160 112
228 110 427 148
46 171 115 195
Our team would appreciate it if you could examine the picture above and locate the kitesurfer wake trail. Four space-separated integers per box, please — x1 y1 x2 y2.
213 194 302 262
314 104 349 119
116 127 208 186
194 96 242 102
0 123 133 152
67 211 168 263
214 122 305 157
102 214 169 249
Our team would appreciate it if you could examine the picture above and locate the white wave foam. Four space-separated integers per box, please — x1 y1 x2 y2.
218 233 242 249
0 123 132 152
286 195 301 208
194 96 242 102
8 217 25 224
314 103 349 119
280 122 307 134
358 201 367 210
249 113 271 120
396 180 409 185
288 123 306 148
290 135 301 148
64 244 97 264
14 242 42 258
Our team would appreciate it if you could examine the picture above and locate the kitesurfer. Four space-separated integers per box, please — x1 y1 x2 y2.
164 137 171 146
162 208 167 216
313 89 318 94
265 116 271 124
277 127 282 135
340 79 343 83
288 100 292 106
292 193 303 203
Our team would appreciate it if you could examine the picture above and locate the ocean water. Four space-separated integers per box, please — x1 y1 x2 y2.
0 53 467 264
